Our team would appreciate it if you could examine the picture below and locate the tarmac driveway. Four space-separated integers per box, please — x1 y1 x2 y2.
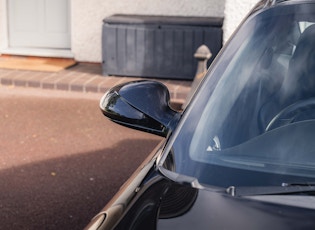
0 86 161 229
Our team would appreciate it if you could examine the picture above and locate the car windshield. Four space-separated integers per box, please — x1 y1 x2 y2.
162 2 315 188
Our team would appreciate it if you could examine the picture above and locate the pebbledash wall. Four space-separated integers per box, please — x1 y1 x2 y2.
71 0 225 62
72 0 259 62
0 0 259 63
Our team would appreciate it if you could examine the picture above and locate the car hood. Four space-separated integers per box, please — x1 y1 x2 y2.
85 165 315 230
157 184 315 229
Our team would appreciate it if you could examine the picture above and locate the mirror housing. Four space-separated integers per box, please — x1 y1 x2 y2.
100 80 180 137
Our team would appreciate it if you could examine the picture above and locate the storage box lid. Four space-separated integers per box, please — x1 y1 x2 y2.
103 14 223 27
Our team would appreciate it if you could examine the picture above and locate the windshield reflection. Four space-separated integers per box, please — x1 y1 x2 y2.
167 3 315 187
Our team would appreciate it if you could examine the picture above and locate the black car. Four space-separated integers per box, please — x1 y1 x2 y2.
85 0 315 229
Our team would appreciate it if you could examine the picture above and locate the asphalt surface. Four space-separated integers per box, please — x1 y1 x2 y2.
0 85 162 229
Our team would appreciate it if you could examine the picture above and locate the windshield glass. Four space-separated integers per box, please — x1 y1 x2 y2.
163 2 315 188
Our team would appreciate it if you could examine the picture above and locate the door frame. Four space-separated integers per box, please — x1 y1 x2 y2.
0 0 73 58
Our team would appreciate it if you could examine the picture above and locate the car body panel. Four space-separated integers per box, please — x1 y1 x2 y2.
85 0 315 229
86 158 315 229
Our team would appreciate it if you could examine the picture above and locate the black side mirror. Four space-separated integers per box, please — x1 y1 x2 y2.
100 80 180 137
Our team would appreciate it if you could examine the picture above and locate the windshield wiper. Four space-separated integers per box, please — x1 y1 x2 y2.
281 182 315 187
226 183 315 197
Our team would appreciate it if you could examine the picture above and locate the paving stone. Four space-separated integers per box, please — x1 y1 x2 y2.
0 63 192 101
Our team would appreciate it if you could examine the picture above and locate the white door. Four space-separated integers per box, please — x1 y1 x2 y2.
8 0 70 49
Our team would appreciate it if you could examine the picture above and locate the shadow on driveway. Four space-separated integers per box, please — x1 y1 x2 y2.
0 138 160 230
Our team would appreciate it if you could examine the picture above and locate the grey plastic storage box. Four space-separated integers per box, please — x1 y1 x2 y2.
102 14 223 80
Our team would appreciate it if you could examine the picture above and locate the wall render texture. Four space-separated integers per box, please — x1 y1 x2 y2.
71 0 225 62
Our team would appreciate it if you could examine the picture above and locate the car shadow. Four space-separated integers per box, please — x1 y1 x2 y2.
0 138 161 230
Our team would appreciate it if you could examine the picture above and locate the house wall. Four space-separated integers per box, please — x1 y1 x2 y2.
223 0 259 43
0 0 260 63
71 0 225 62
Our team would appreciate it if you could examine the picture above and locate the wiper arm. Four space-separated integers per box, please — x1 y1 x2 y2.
282 182 315 187
226 183 315 197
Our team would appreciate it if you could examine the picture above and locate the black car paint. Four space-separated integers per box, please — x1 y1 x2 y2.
85 0 315 229
86 152 315 229
99 81 180 137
